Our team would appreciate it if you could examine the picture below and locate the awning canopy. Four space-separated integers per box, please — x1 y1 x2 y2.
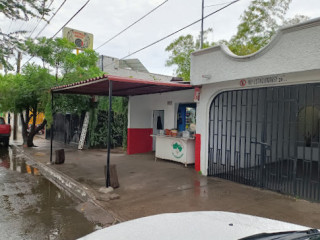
50 74 195 188
51 75 194 96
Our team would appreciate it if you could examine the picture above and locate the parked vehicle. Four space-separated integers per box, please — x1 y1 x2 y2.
0 117 11 147
78 211 316 240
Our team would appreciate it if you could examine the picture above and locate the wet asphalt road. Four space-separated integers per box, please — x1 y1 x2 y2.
0 147 97 240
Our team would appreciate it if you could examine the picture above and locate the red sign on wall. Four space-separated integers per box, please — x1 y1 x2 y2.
240 79 247 87
194 87 201 102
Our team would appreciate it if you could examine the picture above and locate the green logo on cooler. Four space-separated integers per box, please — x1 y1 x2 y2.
172 141 184 159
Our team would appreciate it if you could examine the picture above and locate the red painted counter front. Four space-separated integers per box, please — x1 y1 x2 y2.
127 128 153 155
195 134 201 171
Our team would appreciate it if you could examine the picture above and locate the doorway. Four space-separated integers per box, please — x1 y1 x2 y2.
153 110 164 151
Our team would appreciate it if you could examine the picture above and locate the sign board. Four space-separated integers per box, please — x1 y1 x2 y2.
62 27 94 50
239 75 287 87
193 87 201 102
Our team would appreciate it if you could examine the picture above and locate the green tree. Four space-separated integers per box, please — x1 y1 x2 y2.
0 0 51 72
89 96 128 149
227 0 309 55
0 37 103 147
0 0 50 20
26 37 106 148
25 37 77 81
165 0 309 78
25 37 102 84
0 64 54 146
165 29 213 81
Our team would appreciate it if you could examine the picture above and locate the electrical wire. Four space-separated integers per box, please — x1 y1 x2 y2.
6 20 13 34
29 0 55 37
35 0 68 38
205 1 235 8
51 0 91 38
95 0 169 50
28 20 42 37
12 0 53 34
22 0 90 67
103 0 240 66
18 21 26 32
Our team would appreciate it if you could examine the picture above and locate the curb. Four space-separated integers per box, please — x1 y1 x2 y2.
12 144 124 225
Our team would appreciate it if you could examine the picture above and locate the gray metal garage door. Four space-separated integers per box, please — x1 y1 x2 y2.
208 83 320 201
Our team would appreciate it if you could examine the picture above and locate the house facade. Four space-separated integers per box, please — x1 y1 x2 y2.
190 17 320 201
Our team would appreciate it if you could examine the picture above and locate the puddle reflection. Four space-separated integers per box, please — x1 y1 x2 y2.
194 178 208 198
0 147 40 175
0 146 97 239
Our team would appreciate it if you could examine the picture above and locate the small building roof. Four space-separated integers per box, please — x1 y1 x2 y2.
51 75 194 96
120 59 149 73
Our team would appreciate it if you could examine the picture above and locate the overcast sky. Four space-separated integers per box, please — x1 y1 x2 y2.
1 0 319 76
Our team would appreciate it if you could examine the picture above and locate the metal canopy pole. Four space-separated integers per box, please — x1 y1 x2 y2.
106 80 112 187
50 92 54 164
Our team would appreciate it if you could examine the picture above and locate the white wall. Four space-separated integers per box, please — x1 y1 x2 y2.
190 17 320 175
191 18 320 86
196 70 320 175
128 89 195 129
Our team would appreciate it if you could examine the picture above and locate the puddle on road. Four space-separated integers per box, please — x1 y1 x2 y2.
194 178 208 199
176 177 209 199
0 147 40 175
0 147 97 240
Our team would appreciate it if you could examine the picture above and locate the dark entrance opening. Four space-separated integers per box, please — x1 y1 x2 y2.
208 83 320 201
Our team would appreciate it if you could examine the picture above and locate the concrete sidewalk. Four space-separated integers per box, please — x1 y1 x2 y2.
16 136 320 229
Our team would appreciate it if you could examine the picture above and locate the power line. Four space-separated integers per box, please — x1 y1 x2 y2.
18 21 26 31
51 0 91 38
7 0 53 36
205 1 235 8
29 0 56 37
23 0 90 67
95 0 168 50
35 0 68 38
28 19 44 38
6 20 13 33
18 15 38 33
105 0 240 65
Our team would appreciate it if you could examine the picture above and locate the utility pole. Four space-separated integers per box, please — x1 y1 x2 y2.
200 0 204 49
13 51 22 140
16 51 21 73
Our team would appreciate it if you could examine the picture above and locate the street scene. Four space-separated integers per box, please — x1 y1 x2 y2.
0 0 320 239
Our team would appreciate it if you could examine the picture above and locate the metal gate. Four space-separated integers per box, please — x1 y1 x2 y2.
208 83 320 201
46 113 84 144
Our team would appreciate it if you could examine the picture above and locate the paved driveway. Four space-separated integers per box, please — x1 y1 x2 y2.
26 137 320 229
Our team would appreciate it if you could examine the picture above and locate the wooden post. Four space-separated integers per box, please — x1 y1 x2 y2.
105 164 119 188
55 149 65 164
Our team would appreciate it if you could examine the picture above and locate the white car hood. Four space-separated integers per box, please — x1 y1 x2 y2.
79 211 310 240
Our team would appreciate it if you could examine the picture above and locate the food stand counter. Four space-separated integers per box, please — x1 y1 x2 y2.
151 135 195 167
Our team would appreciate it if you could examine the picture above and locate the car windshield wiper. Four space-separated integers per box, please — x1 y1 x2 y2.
239 229 320 240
